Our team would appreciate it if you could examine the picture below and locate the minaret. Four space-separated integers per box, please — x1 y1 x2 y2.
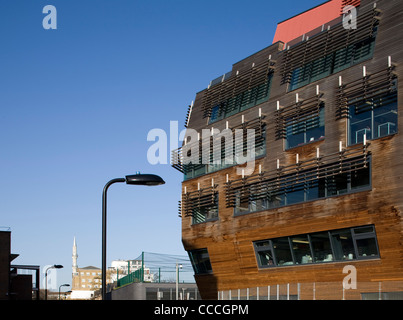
72 236 78 275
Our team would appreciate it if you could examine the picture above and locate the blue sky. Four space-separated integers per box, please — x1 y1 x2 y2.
0 0 325 289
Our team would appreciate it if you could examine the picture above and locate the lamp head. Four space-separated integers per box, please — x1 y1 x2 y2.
125 173 165 186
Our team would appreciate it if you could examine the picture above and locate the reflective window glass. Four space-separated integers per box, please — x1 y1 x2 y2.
272 238 294 266
310 232 333 263
291 235 313 264
331 229 355 261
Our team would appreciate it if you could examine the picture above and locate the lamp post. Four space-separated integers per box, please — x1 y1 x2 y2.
176 262 182 300
45 264 63 300
58 284 70 300
101 173 165 300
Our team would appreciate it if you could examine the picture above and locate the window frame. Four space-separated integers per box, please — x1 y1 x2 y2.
289 28 377 92
234 157 371 216
254 225 380 269
192 193 219 225
348 87 398 146
285 106 325 150
183 125 266 181
188 248 213 275
209 74 273 125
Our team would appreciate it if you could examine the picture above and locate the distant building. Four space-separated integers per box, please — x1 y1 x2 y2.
70 237 110 299
110 259 153 283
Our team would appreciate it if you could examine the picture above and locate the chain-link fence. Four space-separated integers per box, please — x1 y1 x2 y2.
134 251 195 283
114 251 195 289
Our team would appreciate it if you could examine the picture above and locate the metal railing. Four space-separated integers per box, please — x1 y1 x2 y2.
218 281 403 300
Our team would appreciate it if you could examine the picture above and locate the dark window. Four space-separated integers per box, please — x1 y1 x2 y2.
310 231 332 263
352 226 380 259
291 235 313 265
331 229 355 261
183 126 266 181
209 74 273 124
285 182 305 205
348 88 398 145
188 248 213 275
234 158 370 215
192 194 219 225
254 241 275 267
286 106 325 149
209 104 225 123
254 225 379 269
272 237 294 266
290 30 377 91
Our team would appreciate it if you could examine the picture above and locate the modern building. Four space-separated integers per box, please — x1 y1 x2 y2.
173 0 403 299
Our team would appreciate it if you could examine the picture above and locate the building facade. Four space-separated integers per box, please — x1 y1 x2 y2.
174 0 403 299
71 238 110 299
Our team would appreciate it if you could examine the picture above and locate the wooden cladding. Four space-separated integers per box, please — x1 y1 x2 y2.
201 58 275 118
280 6 380 86
180 185 217 218
225 144 370 208
275 93 324 140
335 66 398 119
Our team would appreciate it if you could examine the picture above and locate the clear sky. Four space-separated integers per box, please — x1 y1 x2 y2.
0 0 325 289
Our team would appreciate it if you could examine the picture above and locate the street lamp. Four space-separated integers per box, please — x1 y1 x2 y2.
176 262 183 300
101 173 165 300
45 264 63 300
59 284 70 300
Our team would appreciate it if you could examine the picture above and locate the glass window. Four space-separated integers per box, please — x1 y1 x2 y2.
234 190 250 215
285 182 305 205
291 235 313 264
184 125 266 181
209 74 272 124
351 166 370 190
290 33 376 91
306 179 320 201
255 241 275 267
352 226 379 259
349 90 398 146
326 173 349 196
310 232 333 263
331 229 356 261
355 238 378 258
267 188 285 208
333 44 355 73
310 55 332 83
290 63 311 91
209 104 224 123
286 107 325 149
188 248 213 275
353 226 375 234
272 238 294 266
192 194 218 224
254 225 378 269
